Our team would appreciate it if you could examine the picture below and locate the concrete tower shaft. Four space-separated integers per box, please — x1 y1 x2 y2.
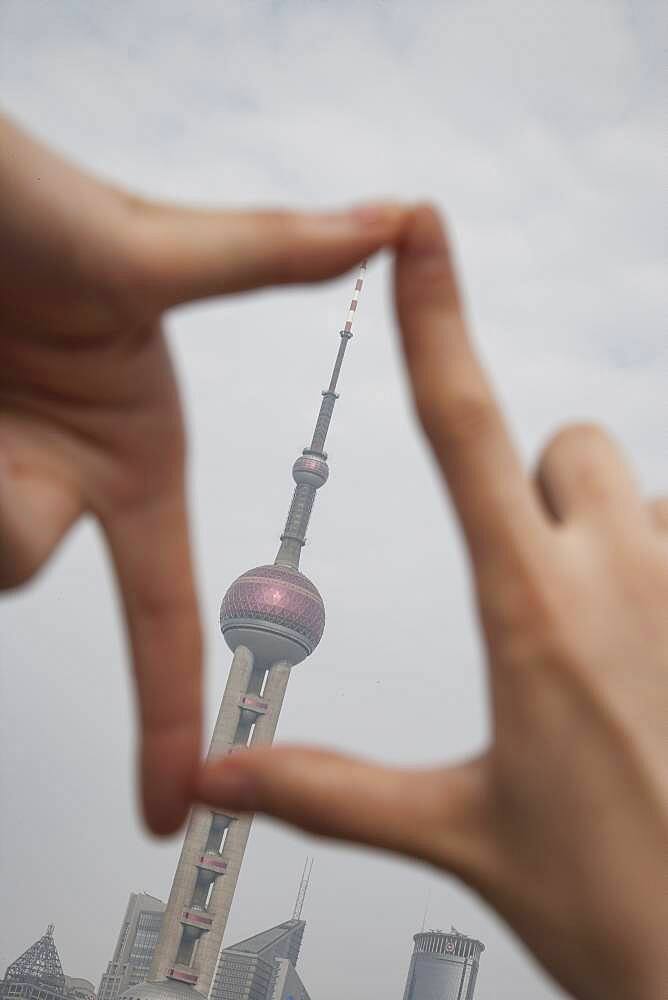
150 647 290 995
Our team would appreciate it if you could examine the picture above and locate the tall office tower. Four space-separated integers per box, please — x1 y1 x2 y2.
122 265 367 1000
210 860 313 1000
99 894 166 1000
402 928 485 1000
0 926 95 1000
210 920 305 1000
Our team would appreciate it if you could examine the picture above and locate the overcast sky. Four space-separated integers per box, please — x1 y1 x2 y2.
0 3 665 999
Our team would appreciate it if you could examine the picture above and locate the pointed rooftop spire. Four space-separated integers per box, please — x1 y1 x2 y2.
5 926 65 987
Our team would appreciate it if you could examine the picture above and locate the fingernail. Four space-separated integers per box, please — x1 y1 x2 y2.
199 762 258 811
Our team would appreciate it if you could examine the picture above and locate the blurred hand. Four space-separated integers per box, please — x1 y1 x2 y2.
0 113 407 835
199 207 668 1000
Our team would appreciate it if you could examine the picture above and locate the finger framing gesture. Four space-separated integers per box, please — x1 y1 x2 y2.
200 206 668 1000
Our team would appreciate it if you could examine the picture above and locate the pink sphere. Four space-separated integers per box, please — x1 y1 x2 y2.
220 564 325 664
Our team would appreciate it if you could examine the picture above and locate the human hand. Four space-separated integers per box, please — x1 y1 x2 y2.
0 113 408 836
198 206 668 1000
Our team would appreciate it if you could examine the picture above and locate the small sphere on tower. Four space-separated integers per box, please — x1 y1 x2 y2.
220 564 325 665
292 454 329 489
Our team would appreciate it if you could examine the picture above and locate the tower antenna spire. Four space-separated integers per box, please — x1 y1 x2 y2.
420 890 431 933
293 856 314 920
275 261 367 569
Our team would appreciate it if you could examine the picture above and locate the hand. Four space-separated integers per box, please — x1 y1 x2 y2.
0 113 408 836
199 207 668 1000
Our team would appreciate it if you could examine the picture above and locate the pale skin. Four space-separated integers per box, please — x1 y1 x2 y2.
1 115 666 1000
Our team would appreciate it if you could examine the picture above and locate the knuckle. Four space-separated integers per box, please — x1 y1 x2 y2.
400 252 458 311
418 382 494 449
541 422 612 469
104 229 162 326
253 210 302 281
538 423 631 512
478 555 570 668
135 581 199 632
482 567 552 639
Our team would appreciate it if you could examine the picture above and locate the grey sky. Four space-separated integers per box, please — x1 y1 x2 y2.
0 2 664 999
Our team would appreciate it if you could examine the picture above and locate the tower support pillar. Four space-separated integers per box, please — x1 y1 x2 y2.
196 659 291 997
149 646 254 986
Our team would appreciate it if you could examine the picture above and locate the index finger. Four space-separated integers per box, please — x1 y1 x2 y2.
103 482 202 835
394 206 545 570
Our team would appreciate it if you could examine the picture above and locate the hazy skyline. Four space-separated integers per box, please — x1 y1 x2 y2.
1 3 664 999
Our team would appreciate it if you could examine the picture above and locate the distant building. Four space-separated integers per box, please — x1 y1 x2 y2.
402 928 485 1000
210 919 305 1000
98 895 165 1000
0 926 94 1000
64 981 95 1000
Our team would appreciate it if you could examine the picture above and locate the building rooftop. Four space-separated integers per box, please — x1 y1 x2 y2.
4 925 65 990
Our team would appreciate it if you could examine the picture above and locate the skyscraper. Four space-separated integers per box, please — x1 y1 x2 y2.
210 859 313 1000
210 920 305 1000
122 265 367 1000
402 928 485 1000
98 894 166 1000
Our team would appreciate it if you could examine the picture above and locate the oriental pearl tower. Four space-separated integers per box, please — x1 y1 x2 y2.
122 264 367 1000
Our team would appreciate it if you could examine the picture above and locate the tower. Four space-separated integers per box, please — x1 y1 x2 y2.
0 925 65 1000
0 927 95 1000
121 265 367 1000
402 928 485 1000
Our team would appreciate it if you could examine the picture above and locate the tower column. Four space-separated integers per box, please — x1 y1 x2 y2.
250 660 291 745
194 660 292 998
149 646 254 986
148 654 293 995
208 646 256 758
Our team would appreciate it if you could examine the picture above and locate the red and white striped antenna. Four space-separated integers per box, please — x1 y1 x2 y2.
343 259 367 334
275 263 368 568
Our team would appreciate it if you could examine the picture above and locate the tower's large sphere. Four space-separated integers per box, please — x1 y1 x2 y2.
220 564 325 665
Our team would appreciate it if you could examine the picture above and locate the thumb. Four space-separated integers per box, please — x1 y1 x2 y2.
129 201 408 310
197 745 486 873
